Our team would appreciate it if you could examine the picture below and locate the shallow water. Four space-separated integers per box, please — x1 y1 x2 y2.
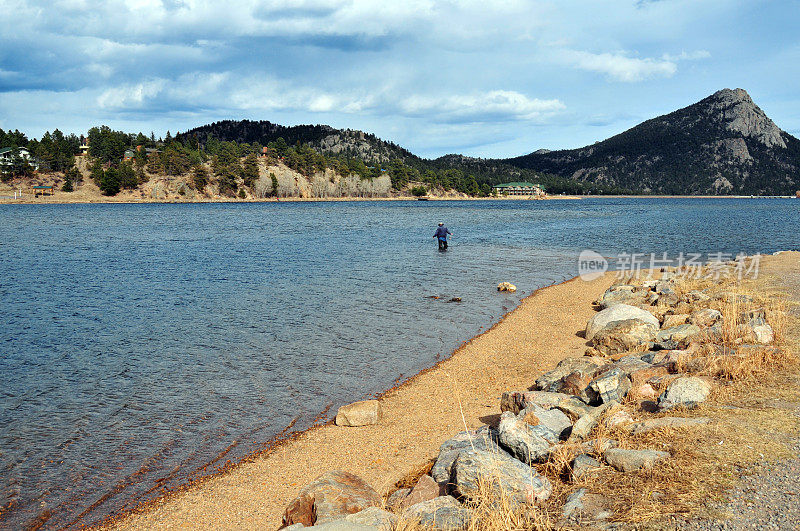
0 198 798 529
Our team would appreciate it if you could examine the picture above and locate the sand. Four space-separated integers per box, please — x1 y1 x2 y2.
105 273 614 529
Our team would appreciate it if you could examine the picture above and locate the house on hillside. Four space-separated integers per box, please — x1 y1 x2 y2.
0 147 40 171
79 136 89 156
492 181 545 197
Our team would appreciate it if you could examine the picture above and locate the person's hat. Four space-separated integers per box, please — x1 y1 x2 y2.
438 222 443 226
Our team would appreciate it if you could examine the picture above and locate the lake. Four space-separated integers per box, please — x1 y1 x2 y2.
0 197 797 528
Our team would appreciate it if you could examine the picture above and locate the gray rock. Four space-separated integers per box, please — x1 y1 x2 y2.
604 448 670 472
340 507 397 530
590 319 658 356
500 390 573 414
335 400 382 427
586 368 631 405
431 428 506 484
385 488 410 511
655 324 702 348
684 290 711 303
691 308 722 328
628 417 711 435
534 358 600 392
597 286 649 309
579 438 618 454
740 320 775 344
562 488 586 518
572 455 602 481
658 376 712 410
452 449 552 504
520 405 573 440
569 401 617 441
498 411 558 463
404 496 471 530
586 304 660 341
555 396 595 420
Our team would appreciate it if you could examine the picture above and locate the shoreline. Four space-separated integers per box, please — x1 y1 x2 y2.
102 272 614 530
0 195 582 205
2 194 796 206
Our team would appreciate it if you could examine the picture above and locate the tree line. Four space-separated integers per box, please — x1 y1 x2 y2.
1 123 629 196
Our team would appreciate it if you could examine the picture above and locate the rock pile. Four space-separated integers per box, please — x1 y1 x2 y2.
281 266 781 529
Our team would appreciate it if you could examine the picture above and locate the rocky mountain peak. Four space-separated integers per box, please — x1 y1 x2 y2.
704 88 786 148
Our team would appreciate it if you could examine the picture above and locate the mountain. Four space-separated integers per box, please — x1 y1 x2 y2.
505 89 800 195
177 120 420 166
177 121 631 195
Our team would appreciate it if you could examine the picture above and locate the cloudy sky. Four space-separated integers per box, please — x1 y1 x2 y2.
1 0 798 158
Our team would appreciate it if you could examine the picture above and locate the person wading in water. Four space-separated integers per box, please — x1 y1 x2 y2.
433 222 452 251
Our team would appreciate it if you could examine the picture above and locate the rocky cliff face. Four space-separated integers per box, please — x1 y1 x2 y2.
506 89 800 195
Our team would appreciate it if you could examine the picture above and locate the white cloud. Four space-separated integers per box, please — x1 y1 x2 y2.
558 50 678 82
398 90 565 122
97 79 166 109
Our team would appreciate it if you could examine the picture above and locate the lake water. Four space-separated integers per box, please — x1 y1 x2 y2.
1 198 798 529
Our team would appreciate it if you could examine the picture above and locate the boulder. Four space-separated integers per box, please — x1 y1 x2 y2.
691 308 722 328
586 304 660 341
500 390 573 414
740 320 774 344
571 455 602 481
534 358 600 392
497 411 558 464
385 488 411 511
452 449 552 504
578 438 618 454
554 396 595 420
497 282 517 292
562 488 586 519
662 313 690 329
339 507 397 530
603 448 670 472
628 365 670 387
404 496 471 530
282 471 382 527
633 383 658 400
604 409 635 429
628 417 711 436
335 400 382 427
560 490 613 525
590 319 658 356
305 521 377 530
597 286 648 309
684 290 711 303
403 475 443 508
655 324 702 349
569 401 617 441
586 368 631 405
657 377 712 410
520 405 573 440
431 428 506 485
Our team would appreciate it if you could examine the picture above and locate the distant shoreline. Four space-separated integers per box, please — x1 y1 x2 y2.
2 194 797 205
0 195 583 205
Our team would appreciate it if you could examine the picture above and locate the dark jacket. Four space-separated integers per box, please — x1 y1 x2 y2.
434 226 451 239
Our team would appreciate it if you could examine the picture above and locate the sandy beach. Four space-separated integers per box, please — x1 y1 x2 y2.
104 272 615 529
